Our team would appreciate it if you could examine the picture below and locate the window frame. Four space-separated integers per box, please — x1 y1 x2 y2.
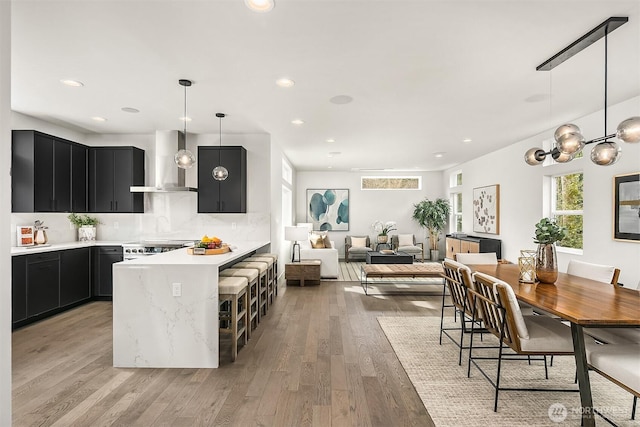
550 171 584 253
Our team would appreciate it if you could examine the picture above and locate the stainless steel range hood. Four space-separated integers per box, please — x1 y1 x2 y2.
130 130 197 192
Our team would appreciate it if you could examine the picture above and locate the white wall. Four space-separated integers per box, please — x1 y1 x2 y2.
296 171 443 257
0 2 11 423
443 96 640 288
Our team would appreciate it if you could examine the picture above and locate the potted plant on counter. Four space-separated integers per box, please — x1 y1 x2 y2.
533 217 566 283
68 213 101 241
412 198 450 261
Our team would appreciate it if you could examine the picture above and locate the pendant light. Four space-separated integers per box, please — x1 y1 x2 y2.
174 79 196 169
524 17 640 167
212 113 229 181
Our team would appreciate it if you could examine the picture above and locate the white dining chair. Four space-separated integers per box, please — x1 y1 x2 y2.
455 252 498 265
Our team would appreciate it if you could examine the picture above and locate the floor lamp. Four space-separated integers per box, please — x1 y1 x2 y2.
285 226 308 262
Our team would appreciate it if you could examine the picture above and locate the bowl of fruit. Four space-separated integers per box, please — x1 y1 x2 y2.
188 235 230 255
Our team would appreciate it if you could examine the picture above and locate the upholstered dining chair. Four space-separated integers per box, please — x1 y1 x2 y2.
391 234 424 262
586 342 640 421
468 272 579 411
440 259 492 365
566 260 639 345
455 252 498 265
344 235 371 262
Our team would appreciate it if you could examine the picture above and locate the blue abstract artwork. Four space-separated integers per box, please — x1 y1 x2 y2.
306 189 349 231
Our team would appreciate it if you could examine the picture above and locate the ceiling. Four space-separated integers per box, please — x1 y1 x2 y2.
10 0 640 172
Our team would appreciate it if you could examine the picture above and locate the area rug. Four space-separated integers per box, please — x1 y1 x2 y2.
377 316 639 427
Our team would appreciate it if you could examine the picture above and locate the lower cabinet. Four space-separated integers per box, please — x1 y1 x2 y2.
12 256 27 324
92 246 123 299
26 252 60 317
445 235 502 260
12 246 106 329
60 247 92 306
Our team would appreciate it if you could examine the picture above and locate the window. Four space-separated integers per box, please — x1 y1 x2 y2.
552 172 583 250
361 176 421 190
451 192 463 233
449 170 462 233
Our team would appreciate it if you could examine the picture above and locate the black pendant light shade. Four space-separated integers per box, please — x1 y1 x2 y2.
212 113 229 181
175 79 196 169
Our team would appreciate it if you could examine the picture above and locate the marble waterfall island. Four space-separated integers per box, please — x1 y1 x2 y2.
113 241 269 368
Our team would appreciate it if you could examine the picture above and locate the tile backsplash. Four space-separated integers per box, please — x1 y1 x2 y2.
10 192 269 246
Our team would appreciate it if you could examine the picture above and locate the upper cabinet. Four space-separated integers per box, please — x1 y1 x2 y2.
198 146 247 213
12 130 83 213
89 147 144 213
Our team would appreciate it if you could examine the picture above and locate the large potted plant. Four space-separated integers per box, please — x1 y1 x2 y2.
533 217 566 283
68 213 101 241
412 198 450 261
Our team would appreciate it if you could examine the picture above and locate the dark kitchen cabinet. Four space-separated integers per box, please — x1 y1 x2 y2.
89 147 144 213
60 248 91 306
12 256 27 325
92 246 123 298
71 143 88 212
26 252 60 317
11 130 81 213
198 146 247 213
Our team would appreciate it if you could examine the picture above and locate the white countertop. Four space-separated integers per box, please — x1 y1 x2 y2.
116 240 270 266
11 240 128 256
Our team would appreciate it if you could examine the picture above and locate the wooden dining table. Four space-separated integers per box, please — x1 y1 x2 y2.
467 263 640 427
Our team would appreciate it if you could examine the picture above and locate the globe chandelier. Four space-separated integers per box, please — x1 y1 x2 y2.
525 17 640 167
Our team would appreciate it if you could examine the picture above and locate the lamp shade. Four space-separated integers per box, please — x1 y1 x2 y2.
616 116 640 143
285 226 309 242
296 223 313 233
590 141 621 166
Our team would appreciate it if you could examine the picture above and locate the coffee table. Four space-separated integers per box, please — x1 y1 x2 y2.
366 251 413 264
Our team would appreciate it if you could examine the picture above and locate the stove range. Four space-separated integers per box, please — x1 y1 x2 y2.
122 240 195 260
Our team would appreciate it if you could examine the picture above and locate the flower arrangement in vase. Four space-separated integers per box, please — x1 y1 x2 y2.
371 220 396 243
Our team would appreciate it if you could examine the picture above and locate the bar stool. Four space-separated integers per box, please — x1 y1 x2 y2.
233 261 269 318
257 253 279 296
246 256 275 305
220 268 259 335
218 276 249 363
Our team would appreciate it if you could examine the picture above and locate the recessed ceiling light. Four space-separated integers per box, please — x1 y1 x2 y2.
463 138 472 143
327 166 333 169
276 78 295 88
291 119 304 125
91 116 107 122
244 0 274 13
60 79 84 87
326 138 335 143
121 107 140 113
434 152 446 158
329 95 353 105
179 116 192 122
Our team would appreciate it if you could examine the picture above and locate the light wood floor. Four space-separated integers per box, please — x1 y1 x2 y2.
12 262 442 426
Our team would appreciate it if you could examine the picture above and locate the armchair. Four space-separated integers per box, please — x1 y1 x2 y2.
345 235 372 262
391 234 424 262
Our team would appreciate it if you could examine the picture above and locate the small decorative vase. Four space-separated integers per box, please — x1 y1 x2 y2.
78 226 96 242
535 243 558 283
34 229 48 245
377 235 388 244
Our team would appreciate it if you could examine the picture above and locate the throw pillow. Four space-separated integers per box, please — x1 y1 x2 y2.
398 234 414 247
309 233 326 249
351 237 367 248
322 233 331 248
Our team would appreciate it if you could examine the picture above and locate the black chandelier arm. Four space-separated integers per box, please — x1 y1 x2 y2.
585 134 616 146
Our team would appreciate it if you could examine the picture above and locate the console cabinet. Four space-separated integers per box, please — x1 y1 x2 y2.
89 147 144 213
445 235 502 260
12 130 84 212
198 146 247 213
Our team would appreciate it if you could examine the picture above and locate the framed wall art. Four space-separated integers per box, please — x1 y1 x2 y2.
473 184 500 234
306 188 349 231
614 172 640 242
